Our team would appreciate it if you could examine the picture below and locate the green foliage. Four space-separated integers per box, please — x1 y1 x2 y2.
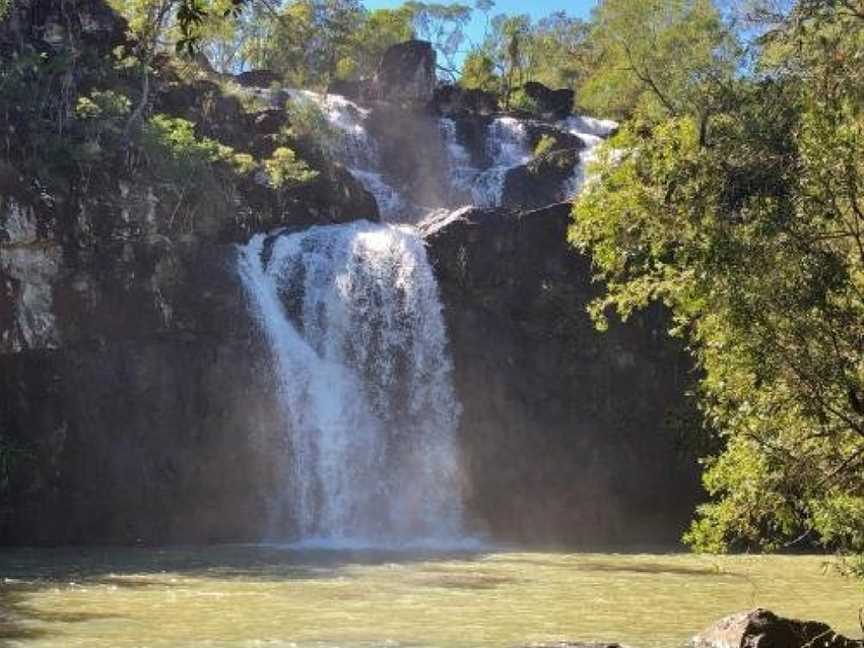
570 1 864 569
142 113 233 174
284 97 345 159
0 0 11 20
578 0 737 120
460 50 499 93
264 146 317 189
533 133 557 157
507 87 540 113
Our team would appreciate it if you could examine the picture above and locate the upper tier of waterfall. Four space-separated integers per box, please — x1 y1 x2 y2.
281 88 616 216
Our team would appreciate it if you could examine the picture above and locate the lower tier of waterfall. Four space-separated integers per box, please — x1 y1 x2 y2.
238 221 464 547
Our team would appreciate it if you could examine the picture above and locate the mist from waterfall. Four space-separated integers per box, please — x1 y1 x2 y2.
239 222 465 547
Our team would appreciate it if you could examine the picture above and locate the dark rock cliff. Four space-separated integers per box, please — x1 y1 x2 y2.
423 205 700 544
0 0 374 544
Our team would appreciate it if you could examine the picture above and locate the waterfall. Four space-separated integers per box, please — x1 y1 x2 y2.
441 116 531 208
287 90 406 221
239 221 464 546
559 115 619 197
472 117 531 207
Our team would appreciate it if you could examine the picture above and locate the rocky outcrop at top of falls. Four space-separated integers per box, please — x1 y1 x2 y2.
0 0 695 547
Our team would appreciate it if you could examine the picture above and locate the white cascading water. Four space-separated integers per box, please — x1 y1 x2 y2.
559 115 619 197
287 90 406 220
441 116 531 208
239 221 464 546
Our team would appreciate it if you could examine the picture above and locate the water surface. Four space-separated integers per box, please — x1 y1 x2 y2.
1 546 861 648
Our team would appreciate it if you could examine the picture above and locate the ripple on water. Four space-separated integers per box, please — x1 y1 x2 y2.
0 547 860 648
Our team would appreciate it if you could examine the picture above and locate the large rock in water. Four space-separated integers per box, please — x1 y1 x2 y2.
375 40 437 105
692 609 864 648
423 204 700 544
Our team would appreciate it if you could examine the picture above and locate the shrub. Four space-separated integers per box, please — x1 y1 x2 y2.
284 97 344 159
263 147 317 189
533 134 558 157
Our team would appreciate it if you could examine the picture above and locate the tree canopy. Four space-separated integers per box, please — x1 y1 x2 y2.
569 0 864 574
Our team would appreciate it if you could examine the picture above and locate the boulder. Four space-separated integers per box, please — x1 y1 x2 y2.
434 83 499 116
502 148 582 210
375 40 437 105
234 69 281 88
523 122 587 153
692 609 864 648
523 81 575 119
326 79 376 102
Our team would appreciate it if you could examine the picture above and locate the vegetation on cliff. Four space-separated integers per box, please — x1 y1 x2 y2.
570 0 864 574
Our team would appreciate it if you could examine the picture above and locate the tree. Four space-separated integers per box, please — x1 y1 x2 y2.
460 50 499 93
404 2 473 78
577 0 737 120
569 0 864 572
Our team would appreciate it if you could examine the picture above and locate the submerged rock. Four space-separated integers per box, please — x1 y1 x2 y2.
692 609 864 648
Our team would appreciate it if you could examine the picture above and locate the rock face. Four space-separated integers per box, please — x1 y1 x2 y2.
523 81 575 119
692 609 864 648
434 84 500 116
423 205 700 544
375 40 437 105
0 0 376 545
234 69 281 88
503 148 582 210
0 0 125 54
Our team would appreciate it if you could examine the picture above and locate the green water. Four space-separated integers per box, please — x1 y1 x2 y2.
1 546 861 648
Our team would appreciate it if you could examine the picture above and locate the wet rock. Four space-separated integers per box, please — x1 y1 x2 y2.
434 83 499 116
423 204 698 545
375 40 437 105
692 609 864 648
523 122 586 153
327 78 376 102
251 109 288 136
502 148 582 210
0 0 127 55
234 69 281 88
523 81 574 119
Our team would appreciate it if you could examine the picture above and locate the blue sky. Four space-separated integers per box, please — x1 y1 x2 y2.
362 1 598 53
